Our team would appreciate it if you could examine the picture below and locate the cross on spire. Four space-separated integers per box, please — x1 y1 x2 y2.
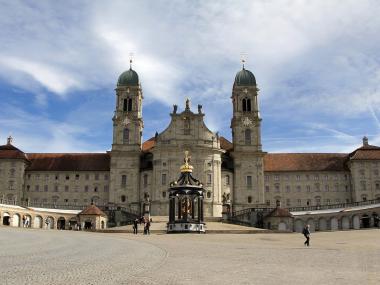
240 52 247 69
129 52 134 69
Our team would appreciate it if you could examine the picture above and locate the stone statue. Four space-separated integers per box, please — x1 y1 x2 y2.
185 98 190 111
173 104 178 114
197 104 202 114
144 192 150 202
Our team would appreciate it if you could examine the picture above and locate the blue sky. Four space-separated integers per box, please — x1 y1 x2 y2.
0 0 380 153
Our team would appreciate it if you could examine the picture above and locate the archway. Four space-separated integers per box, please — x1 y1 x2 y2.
45 216 54 229
361 214 370 228
352 215 360 229
68 217 78 230
372 213 379 227
57 217 66 230
101 220 105 229
294 219 304 232
12 213 20 227
330 217 339 231
2 212 10 226
278 222 287 231
33 216 43 228
306 219 315 232
341 216 350 230
84 219 93 230
23 214 32 228
318 218 327 231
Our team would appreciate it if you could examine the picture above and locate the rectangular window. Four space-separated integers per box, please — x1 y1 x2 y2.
296 175 300 181
104 185 109 192
376 183 380 190
85 174 90 180
265 175 269 181
84 185 89 192
296 185 301 192
104 174 109 180
143 174 148 187
297 199 301 206
306 185 311 192
266 200 270 206
75 174 80 180
324 174 328 180
65 185 69 192
162 173 167 186
207 174 212 185
265 185 269 192
275 184 280 192
325 185 329 192
306 175 310 181
274 175 279 181
225 175 230 185
95 174 99 180
8 181 14 190
286 199 290 206
35 185 39 192
246 176 252 187
121 175 127 187
286 185 290 192
314 175 319 181
45 174 49 181
54 185 59 192
44 185 48 192
36 174 40 180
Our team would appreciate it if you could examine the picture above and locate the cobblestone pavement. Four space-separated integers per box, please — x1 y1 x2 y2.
1 227 379 285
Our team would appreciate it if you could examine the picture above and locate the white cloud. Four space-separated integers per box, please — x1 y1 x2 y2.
0 0 380 152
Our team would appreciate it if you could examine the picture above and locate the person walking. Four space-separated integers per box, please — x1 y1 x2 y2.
303 224 311 247
133 218 138 235
146 219 150 235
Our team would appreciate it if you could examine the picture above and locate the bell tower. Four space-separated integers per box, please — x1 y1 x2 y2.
112 60 143 151
109 60 143 211
231 62 265 210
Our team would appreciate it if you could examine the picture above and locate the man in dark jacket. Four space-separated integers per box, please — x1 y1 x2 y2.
133 218 138 234
303 224 311 246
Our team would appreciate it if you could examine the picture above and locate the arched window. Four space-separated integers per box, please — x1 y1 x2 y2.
121 195 126 202
123 128 129 143
123 98 133 112
242 99 247 112
207 191 211 198
245 129 251 145
246 99 251 111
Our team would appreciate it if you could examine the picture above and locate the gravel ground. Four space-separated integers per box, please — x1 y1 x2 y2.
0 227 379 285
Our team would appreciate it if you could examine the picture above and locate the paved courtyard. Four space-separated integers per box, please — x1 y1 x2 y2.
0 227 379 285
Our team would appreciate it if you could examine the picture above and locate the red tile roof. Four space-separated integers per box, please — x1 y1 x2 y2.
79 204 107 216
349 144 380 160
264 153 348 172
0 144 28 160
219 137 233 151
142 137 155 152
26 153 110 171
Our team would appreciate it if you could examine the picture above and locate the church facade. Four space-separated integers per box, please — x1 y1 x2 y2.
1 65 380 217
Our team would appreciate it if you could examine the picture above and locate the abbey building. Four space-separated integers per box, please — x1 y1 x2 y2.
1 65 380 217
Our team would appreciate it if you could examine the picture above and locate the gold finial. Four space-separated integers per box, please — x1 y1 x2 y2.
180 150 193 173
7 135 13 145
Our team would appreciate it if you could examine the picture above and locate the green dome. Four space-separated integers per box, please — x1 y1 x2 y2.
117 68 139 86
234 67 256 86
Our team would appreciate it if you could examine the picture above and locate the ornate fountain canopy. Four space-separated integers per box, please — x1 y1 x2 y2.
170 151 203 189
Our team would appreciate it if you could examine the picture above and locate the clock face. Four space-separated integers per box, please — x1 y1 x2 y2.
242 116 253 127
